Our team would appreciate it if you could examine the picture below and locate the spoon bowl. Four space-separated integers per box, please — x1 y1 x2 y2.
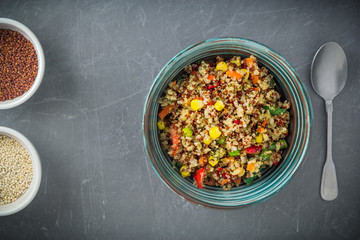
311 42 347 101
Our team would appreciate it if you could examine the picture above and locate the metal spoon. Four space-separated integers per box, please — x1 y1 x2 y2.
311 42 347 201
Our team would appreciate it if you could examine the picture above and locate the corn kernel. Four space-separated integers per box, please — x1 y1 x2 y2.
230 57 241 66
209 126 221 139
180 166 190 177
214 100 225 111
240 69 250 81
255 133 263 143
190 99 204 111
203 136 212 145
216 61 228 72
208 156 219 166
238 167 245 176
157 120 165 130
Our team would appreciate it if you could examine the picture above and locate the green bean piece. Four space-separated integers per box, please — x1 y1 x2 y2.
279 139 288 149
263 106 286 115
244 175 257 185
269 79 275 88
260 151 271 161
268 140 287 151
216 136 226 145
228 149 240 157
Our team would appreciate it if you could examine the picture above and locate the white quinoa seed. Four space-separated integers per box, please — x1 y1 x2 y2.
0 136 33 205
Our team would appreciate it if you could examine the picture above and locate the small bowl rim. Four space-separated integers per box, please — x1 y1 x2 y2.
0 126 42 216
0 18 45 109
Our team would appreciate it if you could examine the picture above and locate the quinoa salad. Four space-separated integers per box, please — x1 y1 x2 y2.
157 55 290 190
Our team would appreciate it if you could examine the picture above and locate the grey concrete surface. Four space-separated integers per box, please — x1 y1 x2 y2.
0 0 359 239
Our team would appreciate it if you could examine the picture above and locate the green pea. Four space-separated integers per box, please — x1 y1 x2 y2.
182 127 193 137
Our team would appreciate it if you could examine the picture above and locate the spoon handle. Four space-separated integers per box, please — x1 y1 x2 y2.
321 101 338 201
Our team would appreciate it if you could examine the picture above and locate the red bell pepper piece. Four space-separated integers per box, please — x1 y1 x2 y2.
194 168 205 189
246 146 262 154
170 125 179 157
207 82 220 90
233 120 240 125
278 119 284 127
216 167 223 177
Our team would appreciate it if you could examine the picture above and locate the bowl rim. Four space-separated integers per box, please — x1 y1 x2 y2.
142 37 313 208
0 18 45 109
0 126 42 216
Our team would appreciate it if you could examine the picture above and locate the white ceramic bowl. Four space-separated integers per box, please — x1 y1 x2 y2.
0 127 41 216
0 18 45 109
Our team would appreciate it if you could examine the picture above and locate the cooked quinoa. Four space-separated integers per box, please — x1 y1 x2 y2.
158 55 290 190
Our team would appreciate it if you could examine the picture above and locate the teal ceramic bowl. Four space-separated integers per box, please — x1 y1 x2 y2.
142 38 313 208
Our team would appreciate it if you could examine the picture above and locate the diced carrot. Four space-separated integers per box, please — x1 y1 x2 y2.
158 104 176 119
257 127 265 133
226 70 232 77
207 74 215 80
247 163 255 172
262 119 267 127
221 157 229 164
234 72 242 79
219 179 229 185
170 81 176 88
170 125 179 157
199 156 205 165
226 70 242 79
244 58 254 68
252 75 259 84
